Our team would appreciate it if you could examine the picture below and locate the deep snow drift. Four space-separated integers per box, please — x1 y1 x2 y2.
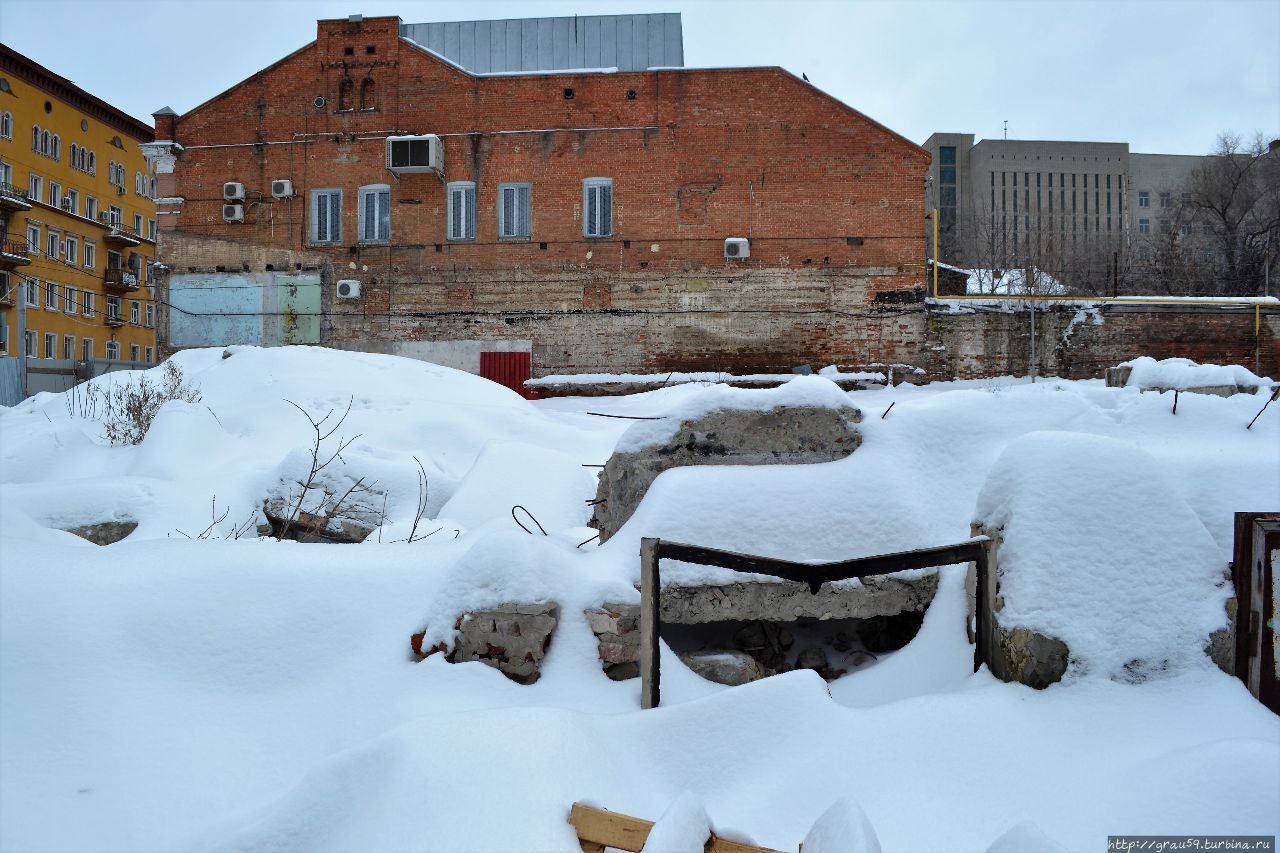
1 346 1277 853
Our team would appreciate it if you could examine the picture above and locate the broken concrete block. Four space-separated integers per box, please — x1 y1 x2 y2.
678 650 770 686
448 602 559 685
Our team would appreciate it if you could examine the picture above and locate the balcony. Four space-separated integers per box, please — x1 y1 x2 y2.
104 311 126 329
104 266 140 293
0 238 32 267
0 183 32 212
101 218 141 247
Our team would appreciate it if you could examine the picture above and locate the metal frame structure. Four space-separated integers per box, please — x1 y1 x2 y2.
638 536 994 709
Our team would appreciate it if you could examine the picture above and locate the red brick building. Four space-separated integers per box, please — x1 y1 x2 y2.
151 14 931 381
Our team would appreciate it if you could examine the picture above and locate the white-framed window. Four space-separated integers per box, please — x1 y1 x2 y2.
25 329 37 358
82 291 95 317
149 176 157 199
1159 192 1171 208
130 300 140 325
108 205 122 228
0 160 10 190
105 340 119 360
49 182 61 208
130 344 140 362
43 332 56 359
583 178 613 238
46 230 60 260
134 172 144 195
498 182 532 240
144 346 154 363
64 235 78 265
66 188 79 216
133 213 143 235
148 219 156 241
24 279 39 307
26 223 39 253
84 241 96 270
106 296 121 321
28 173 41 201
45 281 58 309
51 135 60 161
1180 223 1193 236
310 189 342 244
145 303 155 327
1138 191 1149 208
31 125 39 150
0 111 11 140
86 196 98 220
87 152 95 176
62 334 74 361
82 337 93 361
446 181 475 241
64 286 76 313
1138 218 1150 234
358 184 391 242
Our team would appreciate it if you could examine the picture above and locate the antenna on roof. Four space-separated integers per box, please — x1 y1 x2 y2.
1003 120 1008 140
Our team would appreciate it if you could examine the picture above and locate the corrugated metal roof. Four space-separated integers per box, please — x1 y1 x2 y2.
400 13 683 74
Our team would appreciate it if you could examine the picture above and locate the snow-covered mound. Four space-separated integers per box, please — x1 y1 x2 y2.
976 432 1230 681
1119 355 1270 390
2 348 1278 852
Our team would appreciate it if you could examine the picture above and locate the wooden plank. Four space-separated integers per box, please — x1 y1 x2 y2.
973 536 994 673
568 803 790 853
640 537 661 710
657 538 989 593
569 802 653 852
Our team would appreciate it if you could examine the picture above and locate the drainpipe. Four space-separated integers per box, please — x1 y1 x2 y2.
17 274 27 398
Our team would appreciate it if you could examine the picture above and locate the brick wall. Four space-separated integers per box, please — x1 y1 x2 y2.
923 304 1280 381
155 15 932 374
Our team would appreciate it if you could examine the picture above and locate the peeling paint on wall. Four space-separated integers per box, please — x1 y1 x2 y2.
169 273 321 348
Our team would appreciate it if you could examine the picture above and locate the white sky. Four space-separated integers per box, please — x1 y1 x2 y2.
3 0 1277 154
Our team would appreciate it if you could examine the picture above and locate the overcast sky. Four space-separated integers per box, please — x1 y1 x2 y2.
3 0 1277 154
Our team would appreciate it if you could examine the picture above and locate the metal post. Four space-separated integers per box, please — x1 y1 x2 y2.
639 537 661 710
1028 298 1037 383
973 538 994 673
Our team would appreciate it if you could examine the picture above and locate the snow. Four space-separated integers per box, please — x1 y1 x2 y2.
527 367 886 387
964 267 1067 296
642 791 712 852
975 432 1230 681
613 374 860 453
801 798 882 853
1119 355 1271 390
2 346 1278 852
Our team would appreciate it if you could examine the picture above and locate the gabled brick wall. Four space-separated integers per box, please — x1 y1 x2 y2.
157 14 934 374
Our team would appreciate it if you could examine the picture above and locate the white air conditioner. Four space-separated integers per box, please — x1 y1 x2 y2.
222 203 244 223
386 134 443 175
271 179 294 199
724 237 750 259
60 197 74 212
335 279 361 300
223 181 246 202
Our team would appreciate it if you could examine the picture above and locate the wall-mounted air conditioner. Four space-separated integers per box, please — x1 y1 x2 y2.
223 181 245 202
335 279 361 299
386 135 443 175
222 204 244 223
724 237 750 259
271 180 294 199
60 197 74 212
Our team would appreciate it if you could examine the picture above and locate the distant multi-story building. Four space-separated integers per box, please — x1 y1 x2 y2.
922 133 1223 291
0 43 158 385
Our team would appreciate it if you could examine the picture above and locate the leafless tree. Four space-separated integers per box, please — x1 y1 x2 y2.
1182 132 1280 295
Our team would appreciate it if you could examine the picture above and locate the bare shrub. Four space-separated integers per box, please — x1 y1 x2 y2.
101 361 202 446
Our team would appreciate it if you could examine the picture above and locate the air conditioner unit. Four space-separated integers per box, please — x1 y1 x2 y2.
98 212 110 223
271 179 294 199
222 203 244 223
223 181 246 202
724 237 750 259
386 134 443 175
60 197 74 212
335 279 361 299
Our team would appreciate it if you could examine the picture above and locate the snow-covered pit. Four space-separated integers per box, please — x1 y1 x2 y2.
2 347 1278 852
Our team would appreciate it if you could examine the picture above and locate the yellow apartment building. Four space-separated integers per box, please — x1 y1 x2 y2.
0 42 157 385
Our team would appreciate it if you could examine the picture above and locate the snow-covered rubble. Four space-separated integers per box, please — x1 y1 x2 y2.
1 346 1277 852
